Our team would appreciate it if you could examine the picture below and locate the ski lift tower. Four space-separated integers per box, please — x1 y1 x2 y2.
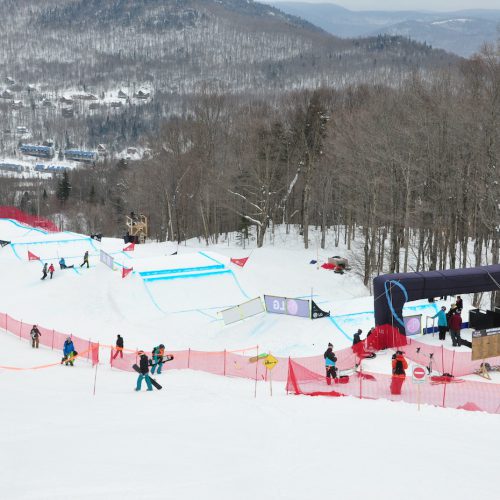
126 213 148 244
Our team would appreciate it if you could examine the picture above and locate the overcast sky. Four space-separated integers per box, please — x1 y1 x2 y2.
268 0 500 11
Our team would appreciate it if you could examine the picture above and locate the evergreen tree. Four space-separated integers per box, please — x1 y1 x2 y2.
57 170 71 204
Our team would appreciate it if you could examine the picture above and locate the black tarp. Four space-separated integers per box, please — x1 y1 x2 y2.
0 240 11 247
373 265 500 332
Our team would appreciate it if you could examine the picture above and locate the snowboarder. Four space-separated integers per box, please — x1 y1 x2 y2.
59 257 74 270
135 351 153 391
61 337 76 366
30 325 41 348
80 251 89 268
48 263 55 279
41 263 48 280
390 350 408 395
151 344 165 374
449 310 463 347
324 343 337 385
432 306 448 341
112 334 124 359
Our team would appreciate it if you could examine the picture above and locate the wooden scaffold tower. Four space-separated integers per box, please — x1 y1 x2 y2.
126 212 148 244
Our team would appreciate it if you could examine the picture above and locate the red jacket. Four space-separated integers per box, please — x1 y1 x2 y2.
449 313 462 331
48 264 55 273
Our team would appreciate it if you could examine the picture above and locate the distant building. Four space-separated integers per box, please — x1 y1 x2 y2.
16 126 28 134
20 144 55 159
110 101 122 108
1 89 14 99
72 92 98 101
118 89 128 99
60 96 74 105
5 77 15 85
64 149 98 162
97 144 107 155
134 89 150 99
11 100 23 109
0 162 23 173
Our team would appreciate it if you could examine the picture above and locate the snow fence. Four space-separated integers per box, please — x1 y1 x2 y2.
0 207 59 232
0 312 99 366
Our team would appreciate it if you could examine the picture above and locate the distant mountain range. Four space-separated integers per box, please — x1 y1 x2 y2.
267 2 500 57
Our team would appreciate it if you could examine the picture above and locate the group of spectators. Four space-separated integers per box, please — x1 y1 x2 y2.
432 296 464 346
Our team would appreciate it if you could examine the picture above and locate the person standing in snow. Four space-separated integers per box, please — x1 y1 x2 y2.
48 263 55 279
455 296 463 312
151 344 165 374
449 310 463 347
324 343 337 385
80 250 89 268
41 262 48 280
352 329 362 346
432 306 448 341
112 334 124 359
135 351 153 391
390 350 408 395
30 325 41 348
61 337 76 366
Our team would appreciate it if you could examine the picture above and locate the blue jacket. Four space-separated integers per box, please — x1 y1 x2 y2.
432 310 448 327
59 258 66 266
63 340 75 356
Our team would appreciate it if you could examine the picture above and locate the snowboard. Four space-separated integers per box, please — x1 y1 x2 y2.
132 364 162 390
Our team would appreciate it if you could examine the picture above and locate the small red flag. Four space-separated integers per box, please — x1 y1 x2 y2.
122 267 133 278
123 242 135 252
28 251 40 261
230 257 249 267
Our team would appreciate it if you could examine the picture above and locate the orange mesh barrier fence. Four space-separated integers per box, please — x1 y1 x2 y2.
1 312 99 366
0 206 59 232
286 358 500 415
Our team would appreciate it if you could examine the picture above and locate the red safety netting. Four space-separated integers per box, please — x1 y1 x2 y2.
0 312 99 366
0 206 59 232
286 358 500 415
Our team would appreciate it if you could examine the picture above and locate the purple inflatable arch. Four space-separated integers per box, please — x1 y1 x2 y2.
373 264 500 333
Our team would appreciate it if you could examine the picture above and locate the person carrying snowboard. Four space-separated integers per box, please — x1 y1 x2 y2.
112 334 124 360
80 250 89 268
30 325 41 348
432 306 448 341
151 344 165 374
135 351 153 391
390 351 408 395
324 342 337 385
61 337 76 366
48 263 55 279
41 262 48 280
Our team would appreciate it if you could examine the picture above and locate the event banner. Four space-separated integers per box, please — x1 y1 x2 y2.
403 314 422 336
100 250 114 270
264 295 310 318
220 297 265 326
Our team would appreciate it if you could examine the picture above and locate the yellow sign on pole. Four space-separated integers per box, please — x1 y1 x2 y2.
263 354 278 370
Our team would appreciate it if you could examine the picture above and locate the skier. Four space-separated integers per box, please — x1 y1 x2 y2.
151 344 165 374
449 310 463 347
323 343 337 385
59 257 74 270
80 250 89 268
61 337 76 366
41 262 48 280
112 334 124 360
30 325 41 348
390 350 408 395
432 306 448 341
48 263 55 279
135 351 153 391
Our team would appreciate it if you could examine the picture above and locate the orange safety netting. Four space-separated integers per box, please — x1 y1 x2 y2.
0 312 99 367
286 358 500 415
0 206 59 232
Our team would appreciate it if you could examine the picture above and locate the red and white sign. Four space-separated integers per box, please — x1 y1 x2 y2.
412 365 426 384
